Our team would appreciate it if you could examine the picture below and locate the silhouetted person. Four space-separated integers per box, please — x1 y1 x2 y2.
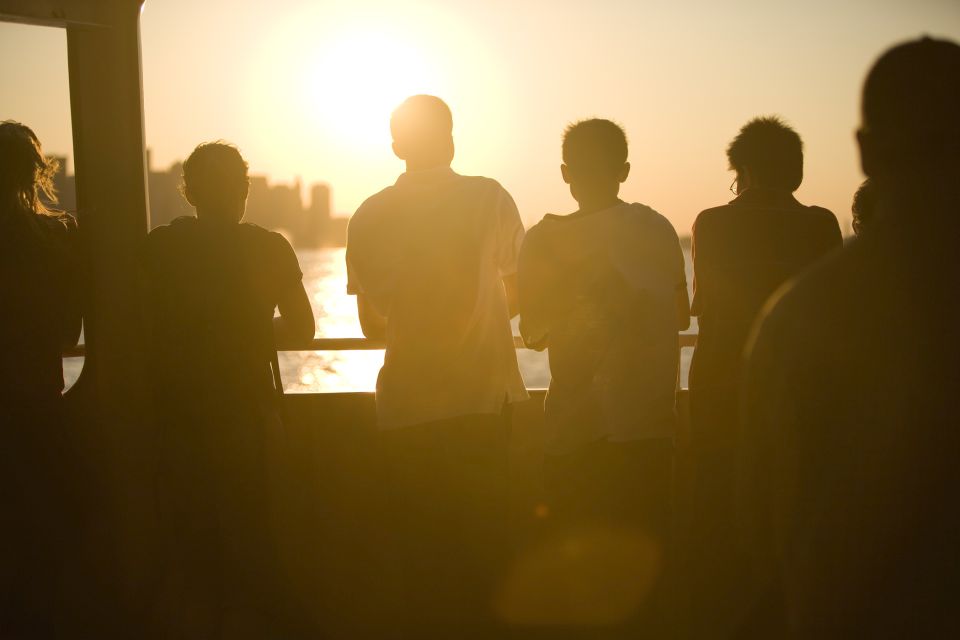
685 116 841 634
0 121 82 636
852 178 877 235
518 118 688 617
346 95 527 635
738 37 960 639
144 142 314 637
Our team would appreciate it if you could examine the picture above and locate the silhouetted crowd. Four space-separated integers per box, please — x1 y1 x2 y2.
2 36 959 639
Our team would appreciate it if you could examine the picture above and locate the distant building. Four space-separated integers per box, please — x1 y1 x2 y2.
49 151 347 248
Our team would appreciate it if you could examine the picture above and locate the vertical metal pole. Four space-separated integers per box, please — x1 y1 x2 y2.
65 0 156 626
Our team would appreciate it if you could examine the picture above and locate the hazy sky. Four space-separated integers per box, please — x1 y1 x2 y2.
2 0 959 233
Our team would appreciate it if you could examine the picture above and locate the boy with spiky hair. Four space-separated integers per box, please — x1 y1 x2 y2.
519 118 689 545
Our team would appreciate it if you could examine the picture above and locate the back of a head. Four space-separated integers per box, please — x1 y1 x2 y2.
181 141 249 221
562 118 629 180
861 37 960 179
390 95 454 166
727 116 803 192
0 120 59 214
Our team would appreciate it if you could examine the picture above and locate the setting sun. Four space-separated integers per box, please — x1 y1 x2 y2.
304 28 443 148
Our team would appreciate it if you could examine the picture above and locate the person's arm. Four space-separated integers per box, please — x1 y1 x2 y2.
60 215 83 349
357 293 386 341
503 272 519 319
689 215 707 317
270 233 315 347
517 229 552 351
495 184 525 320
676 283 692 332
274 280 315 347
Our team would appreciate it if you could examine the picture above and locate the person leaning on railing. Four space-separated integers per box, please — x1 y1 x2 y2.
518 118 690 633
0 120 82 636
345 95 527 636
143 141 314 637
684 115 842 635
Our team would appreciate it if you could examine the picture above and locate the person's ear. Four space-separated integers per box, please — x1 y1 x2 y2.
561 164 572 184
184 185 197 207
737 168 752 191
240 180 250 201
619 162 631 183
857 129 877 178
443 136 455 164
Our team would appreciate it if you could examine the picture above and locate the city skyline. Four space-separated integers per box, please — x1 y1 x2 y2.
2 1 959 233
50 151 347 248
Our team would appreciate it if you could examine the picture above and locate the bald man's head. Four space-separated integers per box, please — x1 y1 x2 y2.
859 37 960 178
390 95 455 169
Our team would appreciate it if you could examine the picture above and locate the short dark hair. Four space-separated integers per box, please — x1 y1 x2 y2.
181 141 249 209
0 120 59 214
390 95 453 148
562 119 628 176
727 116 803 191
851 179 876 235
862 37 960 168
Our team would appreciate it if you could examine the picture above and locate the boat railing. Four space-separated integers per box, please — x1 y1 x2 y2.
62 333 698 359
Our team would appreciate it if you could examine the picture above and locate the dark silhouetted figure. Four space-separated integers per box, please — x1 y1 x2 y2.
518 119 688 629
144 142 314 637
686 116 841 634
852 178 876 235
0 121 82 637
346 95 527 635
737 37 960 639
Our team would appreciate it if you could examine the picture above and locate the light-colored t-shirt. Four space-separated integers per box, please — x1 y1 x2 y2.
346 167 528 429
519 202 687 455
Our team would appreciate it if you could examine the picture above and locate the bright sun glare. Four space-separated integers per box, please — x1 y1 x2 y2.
305 29 443 148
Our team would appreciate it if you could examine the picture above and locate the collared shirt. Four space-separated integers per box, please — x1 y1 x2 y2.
346 167 528 429
690 187 842 392
145 217 303 406
519 202 688 455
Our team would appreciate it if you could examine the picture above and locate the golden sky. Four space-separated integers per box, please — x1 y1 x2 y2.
2 0 959 234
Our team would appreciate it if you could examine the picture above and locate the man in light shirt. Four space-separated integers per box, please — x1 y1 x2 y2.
345 95 526 634
519 118 689 631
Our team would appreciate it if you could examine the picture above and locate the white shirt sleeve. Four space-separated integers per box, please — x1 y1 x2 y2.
495 185 525 277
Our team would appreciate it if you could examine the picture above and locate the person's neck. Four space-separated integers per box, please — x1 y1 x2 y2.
404 160 450 173
574 195 623 216
195 209 238 225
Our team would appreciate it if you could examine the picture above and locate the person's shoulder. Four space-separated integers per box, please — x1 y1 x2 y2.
692 203 733 233
456 173 501 189
147 215 195 243
31 210 78 237
349 185 397 230
456 174 513 200
238 222 294 252
622 202 677 233
524 214 562 243
803 204 841 227
756 239 866 339
46 210 77 231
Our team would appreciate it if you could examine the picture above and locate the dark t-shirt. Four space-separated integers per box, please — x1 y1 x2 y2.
0 208 81 403
739 212 960 637
690 189 842 392
144 217 302 407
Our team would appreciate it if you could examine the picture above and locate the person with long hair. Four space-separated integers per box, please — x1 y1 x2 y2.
0 120 82 635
